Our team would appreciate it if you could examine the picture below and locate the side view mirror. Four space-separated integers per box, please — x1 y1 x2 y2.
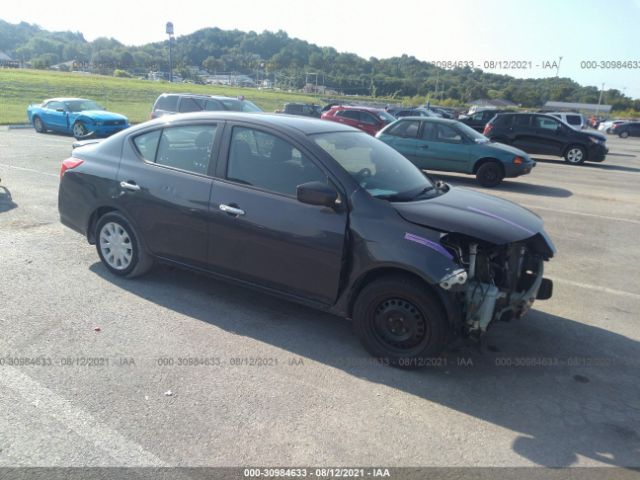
297 181 339 207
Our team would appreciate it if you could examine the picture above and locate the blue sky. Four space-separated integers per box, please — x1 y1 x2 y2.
3 0 640 97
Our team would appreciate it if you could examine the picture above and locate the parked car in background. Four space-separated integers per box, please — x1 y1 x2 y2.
458 109 511 132
377 117 535 187
321 105 396 135
150 93 262 119
598 120 626 133
546 112 586 130
277 103 322 118
387 107 438 119
27 98 129 139
426 106 455 119
484 112 608 164
58 112 554 366
611 121 640 138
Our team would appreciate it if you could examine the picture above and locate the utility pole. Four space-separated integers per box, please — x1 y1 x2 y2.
166 22 174 82
556 56 563 77
596 82 605 118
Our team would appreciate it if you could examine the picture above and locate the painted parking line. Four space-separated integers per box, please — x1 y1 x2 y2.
521 204 640 226
0 163 58 178
550 277 640 300
0 367 167 466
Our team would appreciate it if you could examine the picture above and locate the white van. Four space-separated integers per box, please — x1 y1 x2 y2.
546 112 586 130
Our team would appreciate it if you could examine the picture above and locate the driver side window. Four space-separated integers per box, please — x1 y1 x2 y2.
434 124 463 144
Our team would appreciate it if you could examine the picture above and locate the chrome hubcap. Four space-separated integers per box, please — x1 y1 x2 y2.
567 149 583 162
99 222 133 270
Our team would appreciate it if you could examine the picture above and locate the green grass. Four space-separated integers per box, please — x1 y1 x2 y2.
0 69 397 125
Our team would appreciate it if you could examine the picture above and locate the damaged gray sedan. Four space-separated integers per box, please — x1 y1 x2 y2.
59 113 554 367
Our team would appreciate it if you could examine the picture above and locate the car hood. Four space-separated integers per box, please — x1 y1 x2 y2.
483 141 530 158
77 110 128 121
394 187 547 245
579 129 606 140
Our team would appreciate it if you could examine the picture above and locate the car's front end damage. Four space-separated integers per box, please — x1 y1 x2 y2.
392 187 556 338
439 232 554 337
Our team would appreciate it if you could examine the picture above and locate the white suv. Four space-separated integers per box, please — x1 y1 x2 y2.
547 112 586 130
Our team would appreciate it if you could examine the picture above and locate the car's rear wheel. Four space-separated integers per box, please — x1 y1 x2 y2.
96 212 153 278
620 131 629 138
476 161 504 187
564 145 586 164
353 275 448 368
33 116 46 133
72 121 87 139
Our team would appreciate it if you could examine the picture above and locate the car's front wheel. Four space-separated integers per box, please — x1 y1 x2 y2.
72 121 87 139
96 212 153 278
33 116 46 133
564 145 586 164
476 161 504 187
353 275 448 368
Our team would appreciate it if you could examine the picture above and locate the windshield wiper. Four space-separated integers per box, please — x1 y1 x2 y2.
374 185 435 202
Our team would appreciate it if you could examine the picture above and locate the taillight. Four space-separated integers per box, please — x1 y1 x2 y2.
60 158 84 178
483 123 493 135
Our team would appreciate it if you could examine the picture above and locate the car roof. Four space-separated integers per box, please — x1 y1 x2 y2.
135 112 357 135
45 98 91 103
158 93 245 101
333 105 387 113
395 116 461 125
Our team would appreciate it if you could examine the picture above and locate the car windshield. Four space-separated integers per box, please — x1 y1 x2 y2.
64 100 104 112
456 122 489 143
377 110 397 123
312 131 434 201
220 99 262 112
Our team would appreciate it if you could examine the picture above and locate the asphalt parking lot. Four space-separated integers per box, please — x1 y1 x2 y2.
0 128 639 468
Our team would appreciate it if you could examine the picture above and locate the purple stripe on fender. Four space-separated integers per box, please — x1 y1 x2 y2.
404 233 453 260
467 206 535 236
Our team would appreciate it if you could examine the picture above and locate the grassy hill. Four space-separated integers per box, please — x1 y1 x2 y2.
0 69 364 124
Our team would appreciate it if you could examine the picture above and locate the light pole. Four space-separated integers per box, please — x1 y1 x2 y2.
166 22 174 82
596 82 605 118
556 56 563 77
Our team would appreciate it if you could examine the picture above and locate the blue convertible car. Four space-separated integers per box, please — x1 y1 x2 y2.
27 98 129 139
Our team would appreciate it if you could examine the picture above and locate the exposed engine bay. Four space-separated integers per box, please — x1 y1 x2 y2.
438 233 554 337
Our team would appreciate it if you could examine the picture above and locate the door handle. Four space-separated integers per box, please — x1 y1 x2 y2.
219 204 245 216
120 181 140 191
419 145 430 149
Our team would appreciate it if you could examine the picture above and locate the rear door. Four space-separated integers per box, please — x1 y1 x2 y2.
531 115 566 155
116 122 221 268
380 119 421 162
206 124 348 305
508 115 544 153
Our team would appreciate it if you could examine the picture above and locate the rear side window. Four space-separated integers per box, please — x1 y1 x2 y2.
133 130 162 161
534 116 560 130
513 115 531 127
178 97 204 113
566 115 581 126
336 110 360 121
154 95 179 112
134 125 217 175
387 120 420 138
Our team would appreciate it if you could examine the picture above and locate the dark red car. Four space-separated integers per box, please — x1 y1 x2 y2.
321 105 396 135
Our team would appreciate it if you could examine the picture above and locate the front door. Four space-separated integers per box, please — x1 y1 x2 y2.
207 124 348 305
42 101 69 132
414 122 470 172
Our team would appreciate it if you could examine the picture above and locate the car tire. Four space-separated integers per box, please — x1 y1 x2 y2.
564 145 586 164
352 275 448 368
72 121 87 139
476 161 504 187
95 212 153 278
33 116 46 133
619 131 629 138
